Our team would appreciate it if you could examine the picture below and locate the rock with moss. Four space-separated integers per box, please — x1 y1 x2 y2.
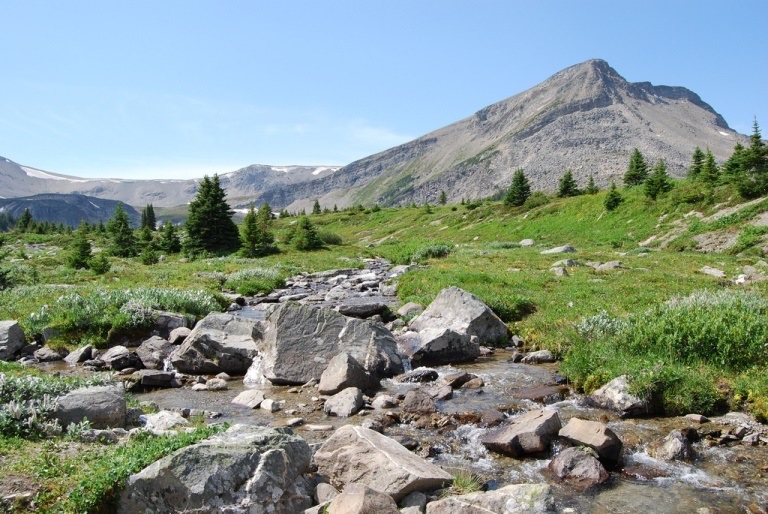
0 320 25 361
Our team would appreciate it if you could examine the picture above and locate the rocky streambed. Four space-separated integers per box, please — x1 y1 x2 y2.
12 259 768 513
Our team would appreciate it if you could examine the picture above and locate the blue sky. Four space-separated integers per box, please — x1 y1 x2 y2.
1 0 765 179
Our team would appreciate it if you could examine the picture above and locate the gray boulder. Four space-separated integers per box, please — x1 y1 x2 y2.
541 244 576 255
118 425 312 514
397 367 439 383
245 303 402 385
482 409 561 457
327 483 399 513
101 345 141 371
168 326 192 345
324 387 364 417
520 238 536 247
33 346 63 362
64 344 93 364
134 369 176 388
135 336 173 370
558 418 623 463
151 310 190 339
548 447 608 490
397 302 424 318
521 350 555 364
55 385 126 429
426 483 553 514
314 425 452 501
0 320 25 361
401 390 437 415
650 430 693 461
231 389 266 409
169 313 259 375
585 375 652 418
338 301 387 319
404 287 508 365
318 352 375 395
140 410 188 433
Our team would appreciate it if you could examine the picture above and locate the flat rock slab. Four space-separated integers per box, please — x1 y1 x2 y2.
425 483 553 513
482 409 561 457
701 266 727 278
55 385 126 429
509 385 569 404
558 418 623 463
314 425 452 501
231 389 265 409
541 244 576 255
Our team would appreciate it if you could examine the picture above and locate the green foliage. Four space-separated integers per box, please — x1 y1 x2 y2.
730 225 768 254
410 244 452 263
106 203 137 257
701 148 720 187
224 267 285 295
688 146 705 179
644 159 673 200
240 203 276 258
438 190 447 205
557 169 580 198
504 169 531 207
140 246 159 265
728 119 768 198
447 469 483 496
624 147 649 186
285 217 323 251
157 221 181 254
604 182 623 211
184 174 240 255
17 209 34 232
522 191 549 210
66 222 92 270
312 199 322 215
140 204 156 231
584 174 599 195
733 369 768 422
318 230 343 246
423 201 433 214
88 252 111 275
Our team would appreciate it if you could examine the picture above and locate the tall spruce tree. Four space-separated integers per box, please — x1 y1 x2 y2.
106 203 137 257
67 220 92 269
438 190 447 205
17 209 33 232
624 148 649 186
701 148 720 187
184 174 240 254
288 217 322 251
604 182 623 211
240 203 275 257
140 204 157 230
158 221 181 253
504 169 531 207
557 170 580 198
585 174 599 194
688 147 705 180
312 199 321 215
645 159 673 200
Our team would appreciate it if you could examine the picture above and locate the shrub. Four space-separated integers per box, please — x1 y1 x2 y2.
410 244 452 263
318 230 343 246
88 253 111 274
487 241 521 250
224 267 285 295
522 191 549 210
140 247 159 265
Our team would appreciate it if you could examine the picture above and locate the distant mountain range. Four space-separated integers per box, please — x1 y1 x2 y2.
0 194 140 227
0 59 751 214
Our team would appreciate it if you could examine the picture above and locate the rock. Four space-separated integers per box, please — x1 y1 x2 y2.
521 350 555 364
401 389 437 415
215 372 232 381
102 345 142 371
481 409 561 457
397 367 439 383
135 336 173 370
541 244 576 255
597 260 624 271
443 372 474 389
135 369 176 387
480 410 506 427
64 344 93 364
204 378 229 391
397 302 424 318
0 320 25 361
140 410 188 433
260 399 280 412
56 385 127 429
285 417 304 428
405 287 508 365
246 303 402 385
425 385 453 401
400 491 428 511
371 394 398 410
700 266 727 278
338 301 388 319
80 429 119 444
151 311 189 340
33 346 63 362
388 264 418 279
461 377 485 389
742 433 760 446
324 387 364 417
19 343 40 357
231 389 265 409
650 430 693 461
118 425 312 514
315 482 339 504
558 418 623 463
585 375 651 418
425 483 553 514
168 326 191 345
552 267 569 277
548 447 609 490
552 259 581 268
684 413 710 424
326 484 399 513
318 352 375 395
169 313 259 375
314 425 452 501
520 238 535 247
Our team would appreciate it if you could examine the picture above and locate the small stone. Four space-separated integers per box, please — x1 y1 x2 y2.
285 417 304 428
260 399 280 412
461 377 485 389
204 378 228 391
684 414 709 423
231 390 265 409
215 372 232 381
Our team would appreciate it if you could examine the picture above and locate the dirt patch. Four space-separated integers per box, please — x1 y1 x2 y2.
0 474 40 511
692 229 739 253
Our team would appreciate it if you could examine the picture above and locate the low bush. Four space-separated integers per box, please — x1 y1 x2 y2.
317 230 343 246
410 244 452 263
224 267 285 295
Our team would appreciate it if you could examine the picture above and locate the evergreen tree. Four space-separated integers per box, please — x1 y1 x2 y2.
312 199 321 215
438 190 447 205
423 201 433 214
624 148 649 186
645 159 673 200
184 174 240 254
139 226 155 248
732 118 768 198
17 209 33 232
67 221 92 269
140 204 157 230
158 221 181 253
701 148 720 187
88 252 111 275
688 147 705 180
106 203 137 257
333 204 338 212
288 217 322 251
604 182 623 211
557 170 580 198
722 142 746 183
585 174 599 195
240 203 275 257
96 219 105 234
504 169 531 207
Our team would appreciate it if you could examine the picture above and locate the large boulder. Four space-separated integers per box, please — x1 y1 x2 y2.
585 375 652 418
64 344 93 364
151 310 190 339
245 303 402 385
0 320 25 361
101 345 142 371
323 387 364 417
119 425 312 514
426 483 553 513
558 418 623 463
169 313 259 375
548 447 608 491
481 409 561 457
404 287 508 365
135 336 173 370
55 385 126 429
318 352 375 395
649 429 693 462
314 425 452 501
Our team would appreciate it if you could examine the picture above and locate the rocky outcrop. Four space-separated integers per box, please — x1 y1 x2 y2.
118 425 313 514
425 483 553 513
482 409 561 457
314 425 452 501
55 385 126 429
558 418 623 463
169 313 259 375
100 345 142 371
64 344 93 364
403 287 508 365
245 303 402 385
0 320 25 361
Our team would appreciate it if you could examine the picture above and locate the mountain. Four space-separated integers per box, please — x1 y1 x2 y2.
0 194 141 227
253 59 748 210
0 157 339 208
